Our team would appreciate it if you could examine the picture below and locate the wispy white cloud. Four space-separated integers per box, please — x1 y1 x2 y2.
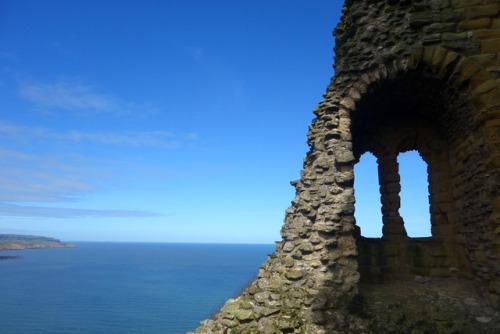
185 132 199 141
0 147 99 202
0 147 162 218
0 119 199 215
63 130 179 148
0 121 192 149
0 172 95 203
0 202 161 218
18 79 159 116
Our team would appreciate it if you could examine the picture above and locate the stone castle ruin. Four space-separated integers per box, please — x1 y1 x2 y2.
192 0 500 332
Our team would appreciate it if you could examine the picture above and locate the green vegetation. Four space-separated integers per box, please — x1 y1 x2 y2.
0 234 74 250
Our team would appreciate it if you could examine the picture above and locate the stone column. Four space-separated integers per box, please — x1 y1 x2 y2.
377 152 407 239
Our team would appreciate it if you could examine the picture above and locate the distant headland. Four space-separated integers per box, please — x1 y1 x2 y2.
0 234 75 258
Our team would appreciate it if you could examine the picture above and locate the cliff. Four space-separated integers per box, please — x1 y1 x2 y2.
0 234 75 250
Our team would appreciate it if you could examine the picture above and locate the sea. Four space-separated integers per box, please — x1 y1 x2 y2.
0 242 275 334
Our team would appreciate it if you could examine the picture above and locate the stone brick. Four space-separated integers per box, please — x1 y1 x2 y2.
438 51 460 77
469 53 498 67
451 0 483 8
424 22 457 34
235 309 254 321
431 46 448 67
456 61 482 85
285 269 303 280
471 71 492 91
422 33 442 45
442 32 470 42
475 88 500 112
441 8 465 22
459 17 492 30
220 318 239 328
481 38 500 53
467 4 500 19
471 29 500 40
449 56 469 79
340 97 355 110
471 78 499 97
410 12 436 28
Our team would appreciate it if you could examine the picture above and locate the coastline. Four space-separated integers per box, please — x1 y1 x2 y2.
0 234 76 253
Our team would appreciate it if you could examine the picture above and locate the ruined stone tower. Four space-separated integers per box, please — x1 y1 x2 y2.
192 0 500 332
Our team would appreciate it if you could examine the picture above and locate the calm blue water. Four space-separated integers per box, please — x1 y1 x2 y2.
0 242 274 334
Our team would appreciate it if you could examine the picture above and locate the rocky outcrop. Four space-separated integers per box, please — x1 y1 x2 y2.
191 0 500 332
0 234 75 251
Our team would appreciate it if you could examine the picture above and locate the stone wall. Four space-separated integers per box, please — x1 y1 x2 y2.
191 0 500 332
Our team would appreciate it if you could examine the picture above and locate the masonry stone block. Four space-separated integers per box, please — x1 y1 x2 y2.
467 4 500 19
459 17 492 30
452 0 483 8
481 38 500 53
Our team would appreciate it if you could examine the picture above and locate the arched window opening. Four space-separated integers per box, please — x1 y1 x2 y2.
397 151 431 237
354 152 382 238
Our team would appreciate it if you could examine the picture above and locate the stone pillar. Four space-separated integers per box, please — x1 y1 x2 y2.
378 153 407 239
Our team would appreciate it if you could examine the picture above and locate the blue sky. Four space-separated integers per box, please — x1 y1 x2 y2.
0 1 430 243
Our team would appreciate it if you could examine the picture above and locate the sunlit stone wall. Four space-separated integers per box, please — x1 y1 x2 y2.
192 0 500 332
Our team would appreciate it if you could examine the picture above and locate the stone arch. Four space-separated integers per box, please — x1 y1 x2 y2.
351 46 498 284
343 45 498 119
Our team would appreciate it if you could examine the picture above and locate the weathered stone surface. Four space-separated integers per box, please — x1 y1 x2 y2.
234 309 254 321
481 38 500 53
467 4 500 19
191 1 500 332
285 269 303 280
458 17 492 30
